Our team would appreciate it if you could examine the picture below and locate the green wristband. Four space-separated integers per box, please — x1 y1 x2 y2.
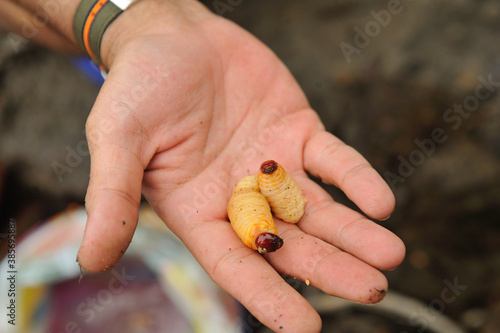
73 0 123 66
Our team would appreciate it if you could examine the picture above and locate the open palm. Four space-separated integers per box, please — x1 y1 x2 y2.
77 5 405 331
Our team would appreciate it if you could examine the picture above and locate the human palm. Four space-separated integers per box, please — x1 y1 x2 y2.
78 8 404 332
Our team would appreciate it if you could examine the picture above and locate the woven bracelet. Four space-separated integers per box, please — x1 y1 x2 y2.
73 0 135 66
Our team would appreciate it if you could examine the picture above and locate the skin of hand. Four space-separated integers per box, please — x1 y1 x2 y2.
7 0 405 331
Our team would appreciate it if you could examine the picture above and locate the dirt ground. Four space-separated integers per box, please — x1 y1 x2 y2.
1 0 500 332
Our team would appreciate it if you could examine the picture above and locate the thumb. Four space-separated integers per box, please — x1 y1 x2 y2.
77 105 150 273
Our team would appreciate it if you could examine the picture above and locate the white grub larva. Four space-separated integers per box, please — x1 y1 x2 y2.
257 160 307 223
227 175 284 253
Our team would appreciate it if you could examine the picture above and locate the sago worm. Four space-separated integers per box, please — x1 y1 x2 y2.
258 160 307 223
227 175 284 253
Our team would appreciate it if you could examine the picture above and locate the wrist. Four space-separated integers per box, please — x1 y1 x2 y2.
99 0 213 69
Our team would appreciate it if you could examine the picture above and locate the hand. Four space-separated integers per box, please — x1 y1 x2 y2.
77 1 405 331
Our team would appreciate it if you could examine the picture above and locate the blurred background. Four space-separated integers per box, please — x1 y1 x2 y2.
1 0 499 332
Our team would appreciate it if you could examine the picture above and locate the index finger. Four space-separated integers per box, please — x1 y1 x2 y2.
303 131 395 220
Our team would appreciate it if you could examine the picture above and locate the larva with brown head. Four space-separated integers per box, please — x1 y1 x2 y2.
258 160 307 223
227 175 284 253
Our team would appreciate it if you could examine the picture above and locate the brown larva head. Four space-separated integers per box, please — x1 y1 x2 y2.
260 160 278 174
255 232 284 253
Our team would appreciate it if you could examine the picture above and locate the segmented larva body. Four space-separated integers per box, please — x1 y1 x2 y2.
227 175 284 253
258 160 307 223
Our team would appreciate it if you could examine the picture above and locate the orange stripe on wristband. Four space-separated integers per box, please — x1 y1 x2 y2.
83 0 109 63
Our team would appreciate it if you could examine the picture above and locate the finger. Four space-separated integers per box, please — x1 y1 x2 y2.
179 219 322 333
151 179 322 332
297 178 405 271
265 221 390 304
77 99 153 272
303 131 395 220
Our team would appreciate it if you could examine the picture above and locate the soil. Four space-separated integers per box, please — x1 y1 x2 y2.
1 0 499 332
